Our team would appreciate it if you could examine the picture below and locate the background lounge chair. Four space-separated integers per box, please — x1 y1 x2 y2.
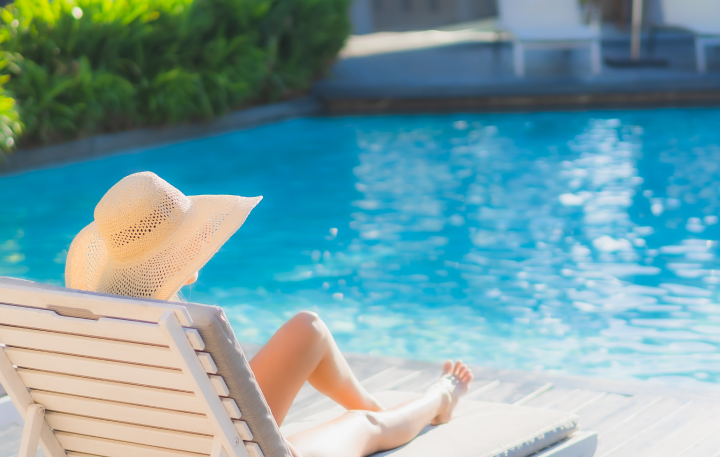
498 0 601 77
0 277 597 457
658 0 720 73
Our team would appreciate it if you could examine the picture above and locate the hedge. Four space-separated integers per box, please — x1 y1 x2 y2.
0 0 350 149
0 56 21 154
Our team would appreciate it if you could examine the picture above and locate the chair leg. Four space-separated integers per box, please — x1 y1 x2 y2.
493 38 501 60
18 404 45 457
696 37 707 73
591 40 601 75
513 42 525 77
211 436 229 457
647 25 656 56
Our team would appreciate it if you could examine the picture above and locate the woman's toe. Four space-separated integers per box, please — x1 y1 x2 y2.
453 360 463 376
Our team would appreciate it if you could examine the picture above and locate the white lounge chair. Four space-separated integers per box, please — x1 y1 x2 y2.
658 0 720 73
0 277 597 457
498 0 601 77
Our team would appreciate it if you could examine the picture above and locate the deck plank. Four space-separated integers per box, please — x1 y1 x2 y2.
523 388 575 409
604 400 700 456
578 394 658 432
0 422 43 457
674 425 720 457
546 390 607 413
640 404 720 457
594 398 689 457
465 381 519 402
465 380 547 404
512 383 553 406
388 369 438 393
617 400 720 457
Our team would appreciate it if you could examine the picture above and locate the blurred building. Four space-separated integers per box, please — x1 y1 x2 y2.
350 0 498 34
349 0 665 35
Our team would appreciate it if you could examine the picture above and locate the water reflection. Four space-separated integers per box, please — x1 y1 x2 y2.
298 112 720 384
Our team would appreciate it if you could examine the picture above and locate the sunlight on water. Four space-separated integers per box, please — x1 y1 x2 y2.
3 109 720 386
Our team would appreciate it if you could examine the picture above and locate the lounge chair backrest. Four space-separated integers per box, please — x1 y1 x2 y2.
0 277 291 457
659 0 720 30
498 0 584 30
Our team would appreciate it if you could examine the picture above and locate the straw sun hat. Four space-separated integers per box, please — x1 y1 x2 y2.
65 172 262 301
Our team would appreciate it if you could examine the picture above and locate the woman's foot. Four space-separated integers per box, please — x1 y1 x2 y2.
429 360 473 425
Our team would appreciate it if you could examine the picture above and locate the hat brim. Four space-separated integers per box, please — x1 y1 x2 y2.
65 194 262 301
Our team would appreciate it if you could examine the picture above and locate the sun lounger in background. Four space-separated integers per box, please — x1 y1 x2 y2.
498 0 601 77
0 277 596 457
658 0 720 73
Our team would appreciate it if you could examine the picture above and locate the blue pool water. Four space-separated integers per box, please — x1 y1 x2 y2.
3 109 720 385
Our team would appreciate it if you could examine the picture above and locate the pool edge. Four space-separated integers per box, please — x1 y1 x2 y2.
0 96 322 176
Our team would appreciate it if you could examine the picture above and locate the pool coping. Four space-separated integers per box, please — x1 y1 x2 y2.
0 96 322 176
321 89 720 115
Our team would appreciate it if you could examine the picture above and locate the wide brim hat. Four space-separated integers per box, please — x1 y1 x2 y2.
65 172 261 301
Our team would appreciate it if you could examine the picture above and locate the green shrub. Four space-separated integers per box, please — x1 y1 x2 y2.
0 0 349 148
0 57 22 155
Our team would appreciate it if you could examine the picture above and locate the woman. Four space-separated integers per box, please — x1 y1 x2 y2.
65 172 473 457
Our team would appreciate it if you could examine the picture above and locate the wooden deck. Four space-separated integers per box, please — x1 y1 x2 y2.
2 347 720 456
278 350 720 457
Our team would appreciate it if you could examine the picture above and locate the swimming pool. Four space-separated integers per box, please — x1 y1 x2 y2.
3 108 720 385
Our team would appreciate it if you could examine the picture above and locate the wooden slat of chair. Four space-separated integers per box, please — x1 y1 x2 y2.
55 431 208 457
0 281 193 326
46 412 214 454
48 412 254 452
31 390 214 434
0 325 217 373
4 347 230 396
32 390 251 438
0 303 205 350
32 390 250 440
18 369 242 419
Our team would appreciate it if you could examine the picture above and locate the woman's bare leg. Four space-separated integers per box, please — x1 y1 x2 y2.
250 311 383 424
286 361 473 457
